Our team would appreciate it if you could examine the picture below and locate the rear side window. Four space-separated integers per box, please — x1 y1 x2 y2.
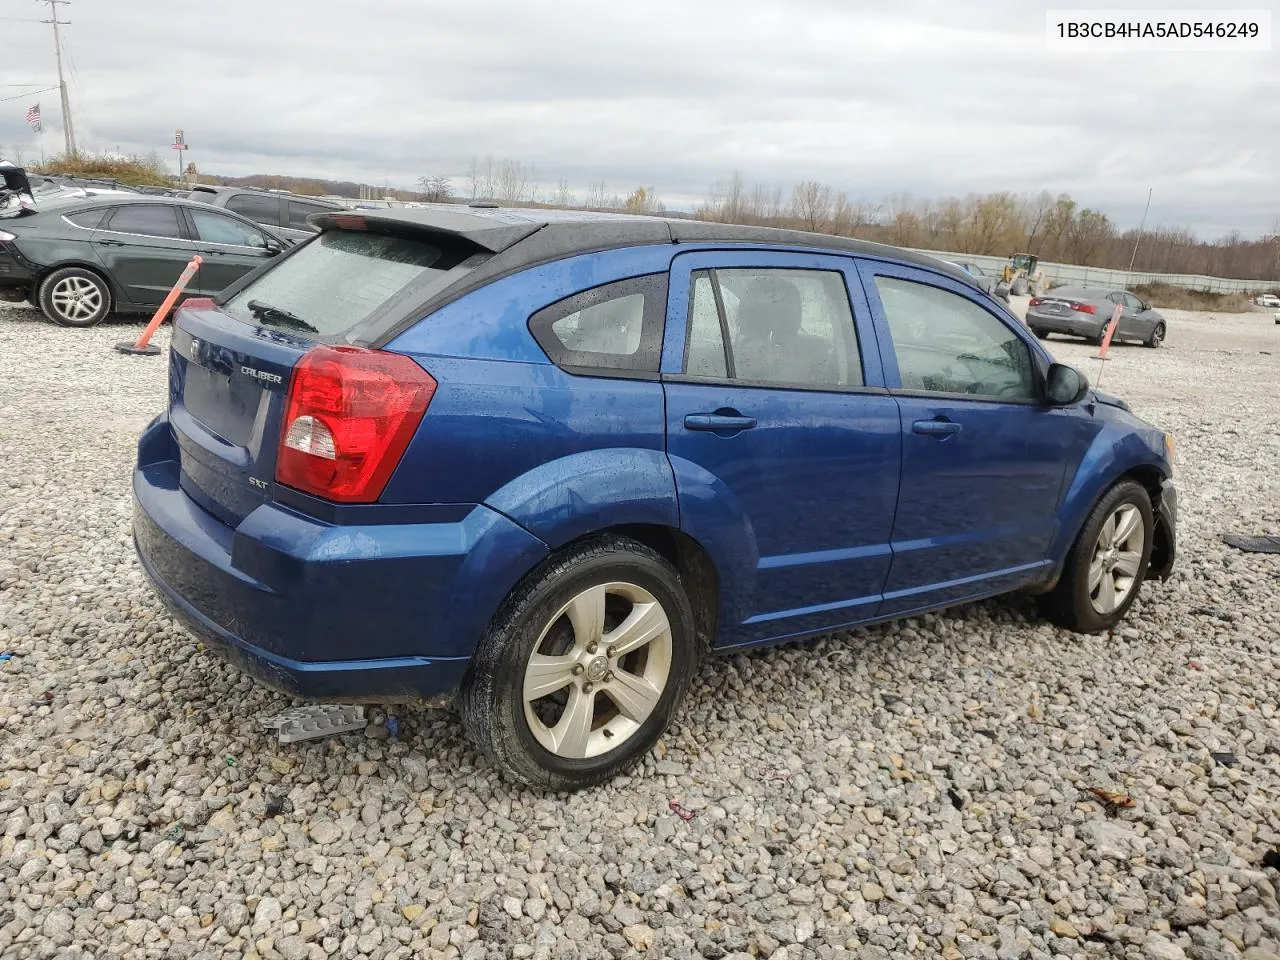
226 193 281 225
65 209 107 229
223 230 466 339
286 200 334 229
528 274 668 377
189 208 270 248
104 204 184 239
683 268 862 388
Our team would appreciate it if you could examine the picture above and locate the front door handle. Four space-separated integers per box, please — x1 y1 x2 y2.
912 419 962 437
94 239 125 246
685 412 757 432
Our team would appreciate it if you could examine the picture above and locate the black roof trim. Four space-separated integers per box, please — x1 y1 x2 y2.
309 207 546 254
322 204 973 282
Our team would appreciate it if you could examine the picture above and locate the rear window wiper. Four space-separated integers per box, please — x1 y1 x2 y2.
246 299 318 333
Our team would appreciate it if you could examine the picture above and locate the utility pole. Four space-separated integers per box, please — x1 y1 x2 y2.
41 0 76 158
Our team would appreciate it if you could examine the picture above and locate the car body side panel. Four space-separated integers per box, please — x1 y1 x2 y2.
386 245 678 364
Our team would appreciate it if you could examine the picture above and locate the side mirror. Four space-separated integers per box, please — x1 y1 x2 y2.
263 237 283 255
1046 362 1089 405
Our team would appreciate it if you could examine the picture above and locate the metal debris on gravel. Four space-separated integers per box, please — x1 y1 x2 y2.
1 301 1279 959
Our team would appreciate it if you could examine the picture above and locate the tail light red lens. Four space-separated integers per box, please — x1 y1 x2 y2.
1070 302 1097 315
276 345 436 503
1028 297 1042 307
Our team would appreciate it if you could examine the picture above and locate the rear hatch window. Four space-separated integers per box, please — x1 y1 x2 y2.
221 230 469 341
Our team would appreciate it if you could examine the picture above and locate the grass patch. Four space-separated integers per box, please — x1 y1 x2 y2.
1129 283 1251 313
30 153 172 188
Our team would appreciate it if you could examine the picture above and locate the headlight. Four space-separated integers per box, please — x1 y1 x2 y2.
0 230 15 242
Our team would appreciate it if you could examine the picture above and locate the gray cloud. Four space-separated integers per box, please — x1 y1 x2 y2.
1 0 1276 236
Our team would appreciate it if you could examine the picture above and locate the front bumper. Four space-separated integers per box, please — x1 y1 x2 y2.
1148 478 1177 581
131 415 548 703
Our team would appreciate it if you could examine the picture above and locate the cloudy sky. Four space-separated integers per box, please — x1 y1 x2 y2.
1 0 1276 236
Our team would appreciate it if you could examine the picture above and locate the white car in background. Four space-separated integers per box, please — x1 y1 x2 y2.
1256 293 1280 308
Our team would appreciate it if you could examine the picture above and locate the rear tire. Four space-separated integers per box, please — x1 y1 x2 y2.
1145 323 1165 348
460 535 699 790
1030 327 1048 340
38 267 112 328
1038 480 1153 634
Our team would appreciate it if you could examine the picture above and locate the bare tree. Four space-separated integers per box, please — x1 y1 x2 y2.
417 175 452 203
552 179 574 208
584 180 621 209
494 159 535 204
790 180 833 233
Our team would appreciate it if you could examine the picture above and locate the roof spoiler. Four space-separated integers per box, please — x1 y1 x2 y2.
308 208 543 253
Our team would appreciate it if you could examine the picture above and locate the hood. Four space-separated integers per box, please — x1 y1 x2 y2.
1092 389 1131 413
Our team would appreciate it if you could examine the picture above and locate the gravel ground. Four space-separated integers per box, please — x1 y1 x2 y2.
1 300 1278 960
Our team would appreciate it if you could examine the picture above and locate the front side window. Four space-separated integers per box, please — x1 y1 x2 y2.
190 209 270 248
682 267 861 389
874 276 1036 400
529 274 667 376
104 204 183 239
226 193 281 225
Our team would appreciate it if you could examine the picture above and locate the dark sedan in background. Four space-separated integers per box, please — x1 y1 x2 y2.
0 195 286 327
1026 286 1167 348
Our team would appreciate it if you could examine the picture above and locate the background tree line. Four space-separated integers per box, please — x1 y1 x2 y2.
425 161 1277 282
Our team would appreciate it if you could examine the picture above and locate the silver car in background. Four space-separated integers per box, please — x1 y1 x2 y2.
1026 286 1167 348
944 260 1008 302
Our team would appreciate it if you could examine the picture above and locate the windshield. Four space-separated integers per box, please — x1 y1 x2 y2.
223 230 460 339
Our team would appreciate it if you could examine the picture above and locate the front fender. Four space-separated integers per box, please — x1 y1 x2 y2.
484 448 679 548
1048 422 1170 564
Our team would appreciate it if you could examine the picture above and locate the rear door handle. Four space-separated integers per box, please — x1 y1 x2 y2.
684 413 757 432
95 239 125 246
912 419 962 437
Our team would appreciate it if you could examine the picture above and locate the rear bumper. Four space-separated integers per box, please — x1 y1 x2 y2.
1026 309 1101 337
132 414 549 703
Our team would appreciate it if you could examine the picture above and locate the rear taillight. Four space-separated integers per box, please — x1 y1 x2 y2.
1028 297 1042 307
1070 302 1097 315
276 345 436 503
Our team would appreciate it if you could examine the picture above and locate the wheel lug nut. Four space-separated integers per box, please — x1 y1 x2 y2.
604 672 614 683
582 682 593 693
606 646 616 658
586 643 598 654
572 664 584 676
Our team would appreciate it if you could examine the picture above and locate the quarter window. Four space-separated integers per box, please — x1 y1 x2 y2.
529 274 667 376
65 208 107 229
683 268 861 388
104 204 183 239
874 276 1036 400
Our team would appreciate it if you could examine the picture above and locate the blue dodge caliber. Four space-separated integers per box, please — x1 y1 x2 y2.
132 206 1177 789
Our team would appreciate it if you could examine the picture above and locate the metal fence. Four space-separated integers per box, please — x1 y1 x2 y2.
905 249 1275 295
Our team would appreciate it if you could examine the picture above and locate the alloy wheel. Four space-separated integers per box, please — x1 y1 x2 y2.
50 276 103 323
522 581 672 759
1088 503 1146 614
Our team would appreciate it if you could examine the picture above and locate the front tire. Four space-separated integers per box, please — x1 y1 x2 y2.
1038 480 1153 633
1145 323 1165 348
1030 327 1049 340
460 536 699 790
38 267 112 328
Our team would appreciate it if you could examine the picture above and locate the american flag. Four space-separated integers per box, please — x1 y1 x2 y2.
25 103 41 134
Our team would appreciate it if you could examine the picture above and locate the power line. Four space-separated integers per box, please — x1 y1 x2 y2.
0 85 59 104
